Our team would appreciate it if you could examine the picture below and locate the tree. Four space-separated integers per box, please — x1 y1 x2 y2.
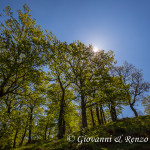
46 41 73 139
85 49 118 123
0 4 47 99
1 3 150 150
113 61 150 117
142 96 150 115
105 76 128 121
23 84 45 143
64 41 94 128
0 5 50 147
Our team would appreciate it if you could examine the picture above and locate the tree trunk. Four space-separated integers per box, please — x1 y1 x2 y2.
90 107 95 127
81 94 88 128
62 118 66 135
110 101 117 121
130 104 138 117
129 96 138 117
44 123 48 140
7 106 11 115
57 76 65 139
19 128 27 146
0 88 4 98
13 128 19 148
99 105 104 125
48 128 51 140
28 107 33 143
100 105 106 124
57 91 65 139
96 105 101 125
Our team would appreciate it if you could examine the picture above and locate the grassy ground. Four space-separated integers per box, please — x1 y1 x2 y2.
12 115 150 150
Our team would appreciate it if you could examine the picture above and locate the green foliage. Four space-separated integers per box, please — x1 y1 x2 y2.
0 4 150 150
0 4 47 98
142 96 150 115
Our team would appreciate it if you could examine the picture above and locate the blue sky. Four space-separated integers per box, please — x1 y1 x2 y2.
1 0 150 117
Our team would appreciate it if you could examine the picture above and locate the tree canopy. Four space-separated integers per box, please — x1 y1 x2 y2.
0 4 149 149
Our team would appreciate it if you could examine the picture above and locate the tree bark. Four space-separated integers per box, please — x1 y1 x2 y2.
57 76 66 139
110 100 117 121
99 105 104 125
19 128 27 146
28 107 33 143
81 94 88 128
57 95 65 139
96 105 101 125
101 105 106 124
129 95 138 117
62 118 66 135
44 123 49 140
130 104 138 117
13 128 19 148
90 107 95 127
48 128 51 140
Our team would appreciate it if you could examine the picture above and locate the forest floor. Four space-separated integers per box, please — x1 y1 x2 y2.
12 115 150 150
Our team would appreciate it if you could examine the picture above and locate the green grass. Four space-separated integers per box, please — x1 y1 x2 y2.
12 115 150 150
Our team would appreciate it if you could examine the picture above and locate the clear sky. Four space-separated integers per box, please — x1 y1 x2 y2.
1 0 150 117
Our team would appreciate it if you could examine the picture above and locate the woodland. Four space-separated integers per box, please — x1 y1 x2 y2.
0 4 150 150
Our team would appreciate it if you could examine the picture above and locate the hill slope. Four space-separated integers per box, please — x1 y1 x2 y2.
13 115 150 150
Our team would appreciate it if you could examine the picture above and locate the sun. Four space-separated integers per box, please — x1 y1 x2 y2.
93 46 99 53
